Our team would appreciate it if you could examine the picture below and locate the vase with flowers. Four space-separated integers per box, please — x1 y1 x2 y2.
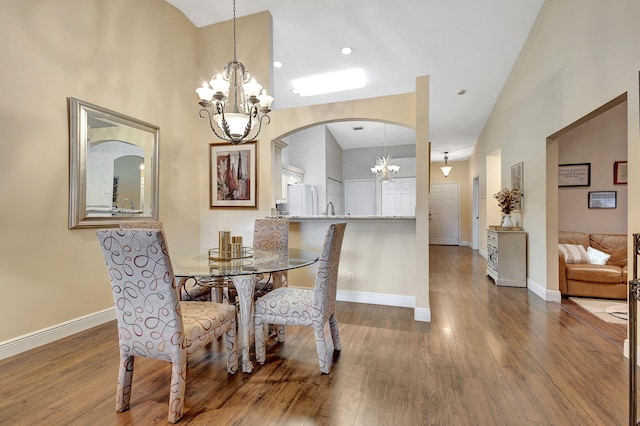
493 188 523 228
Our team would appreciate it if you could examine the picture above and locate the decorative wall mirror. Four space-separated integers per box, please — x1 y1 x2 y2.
69 97 159 229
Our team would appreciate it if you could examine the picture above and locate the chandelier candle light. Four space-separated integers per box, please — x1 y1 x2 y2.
371 154 400 182
196 0 274 145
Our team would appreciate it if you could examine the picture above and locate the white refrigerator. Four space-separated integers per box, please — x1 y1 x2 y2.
287 184 318 216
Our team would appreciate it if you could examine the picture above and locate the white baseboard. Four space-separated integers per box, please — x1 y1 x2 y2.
337 289 415 307
527 278 562 302
414 307 431 322
337 289 431 322
478 249 487 258
459 240 471 247
0 308 116 360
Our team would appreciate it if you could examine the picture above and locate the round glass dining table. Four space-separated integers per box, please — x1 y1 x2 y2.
172 248 319 373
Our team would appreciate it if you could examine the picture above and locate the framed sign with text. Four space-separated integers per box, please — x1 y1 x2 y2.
558 163 591 187
614 161 627 185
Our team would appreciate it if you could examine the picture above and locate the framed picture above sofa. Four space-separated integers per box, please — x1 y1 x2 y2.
558 163 591 187
614 161 627 184
588 191 616 209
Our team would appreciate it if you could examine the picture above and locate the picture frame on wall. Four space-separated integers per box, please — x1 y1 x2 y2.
588 191 617 209
511 162 523 211
210 142 258 209
558 163 591 187
614 161 627 184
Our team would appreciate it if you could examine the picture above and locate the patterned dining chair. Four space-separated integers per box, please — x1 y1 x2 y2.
97 229 238 423
119 221 211 301
252 218 289 341
253 218 289 291
254 222 346 374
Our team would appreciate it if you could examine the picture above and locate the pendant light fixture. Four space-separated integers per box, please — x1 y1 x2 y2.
440 152 452 177
195 0 273 145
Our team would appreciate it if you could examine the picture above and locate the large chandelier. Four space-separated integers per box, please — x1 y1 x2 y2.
371 155 400 182
195 0 273 145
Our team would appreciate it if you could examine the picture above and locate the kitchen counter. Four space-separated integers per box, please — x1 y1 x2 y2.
269 215 416 221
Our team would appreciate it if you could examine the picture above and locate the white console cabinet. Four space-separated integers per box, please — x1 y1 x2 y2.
486 229 527 287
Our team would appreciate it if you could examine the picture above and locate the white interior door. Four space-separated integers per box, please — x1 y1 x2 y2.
429 182 460 245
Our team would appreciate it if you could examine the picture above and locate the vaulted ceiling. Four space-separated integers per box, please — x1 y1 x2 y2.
166 0 544 160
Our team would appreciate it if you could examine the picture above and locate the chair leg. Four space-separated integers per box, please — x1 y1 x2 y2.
255 315 266 364
116 354 134 412
329 313 342 352
168 356 187 423
313 323 331 374
225 318 239 374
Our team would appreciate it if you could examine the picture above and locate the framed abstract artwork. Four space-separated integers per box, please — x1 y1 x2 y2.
210 142 258 209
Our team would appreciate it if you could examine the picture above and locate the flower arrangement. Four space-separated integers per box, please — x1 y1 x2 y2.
493 188 522 214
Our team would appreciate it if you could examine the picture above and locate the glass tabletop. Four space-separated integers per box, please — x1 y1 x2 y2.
172 248 319 278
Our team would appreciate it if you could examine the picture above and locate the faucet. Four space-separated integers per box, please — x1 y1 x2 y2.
326 201 335 216
121 198 135 210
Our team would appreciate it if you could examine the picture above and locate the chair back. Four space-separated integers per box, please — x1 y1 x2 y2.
313 223 347 317
97 228 184 361
120 221 163 230
253 218 289 252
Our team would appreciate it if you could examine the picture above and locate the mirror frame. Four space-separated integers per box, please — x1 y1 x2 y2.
68 97 160 229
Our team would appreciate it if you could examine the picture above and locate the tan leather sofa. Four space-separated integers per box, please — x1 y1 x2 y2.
558 231 628 299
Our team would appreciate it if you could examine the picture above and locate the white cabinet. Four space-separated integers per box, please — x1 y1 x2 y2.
381 177 416 216
486 230 527 287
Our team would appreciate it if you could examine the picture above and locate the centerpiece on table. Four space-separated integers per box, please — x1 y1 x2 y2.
493 188 522 228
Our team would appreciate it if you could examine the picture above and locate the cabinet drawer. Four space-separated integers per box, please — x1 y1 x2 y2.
487 231 498 244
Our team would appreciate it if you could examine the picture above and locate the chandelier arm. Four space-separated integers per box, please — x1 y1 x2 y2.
199 108 229 141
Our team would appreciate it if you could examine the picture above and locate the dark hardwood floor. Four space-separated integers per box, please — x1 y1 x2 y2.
0 246 628 425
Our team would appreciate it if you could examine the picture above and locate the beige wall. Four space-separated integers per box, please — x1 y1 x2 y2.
557 101 628 234
470 0 640 298
0 0 202 341
0 2 432 346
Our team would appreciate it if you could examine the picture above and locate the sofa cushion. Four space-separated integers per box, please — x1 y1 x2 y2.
587 246 611 265
565 263 622 284
559 231 590 247
589 233 627 267
558 243 589 264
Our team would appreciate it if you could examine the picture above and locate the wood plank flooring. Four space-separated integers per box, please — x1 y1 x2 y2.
0 245 628 425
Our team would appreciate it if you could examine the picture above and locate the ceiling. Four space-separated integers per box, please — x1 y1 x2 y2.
165 0 544 161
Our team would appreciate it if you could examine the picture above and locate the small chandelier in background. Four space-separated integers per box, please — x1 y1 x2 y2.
195 0 274 145
371 155 400 182
440 152 453 177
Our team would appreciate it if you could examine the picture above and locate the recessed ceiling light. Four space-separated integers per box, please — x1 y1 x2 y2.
458 89 467 95
273 61 283 68
292 68 366 97
341 46 352 55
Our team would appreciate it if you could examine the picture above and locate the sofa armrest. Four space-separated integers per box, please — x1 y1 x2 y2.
559 251 568 294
